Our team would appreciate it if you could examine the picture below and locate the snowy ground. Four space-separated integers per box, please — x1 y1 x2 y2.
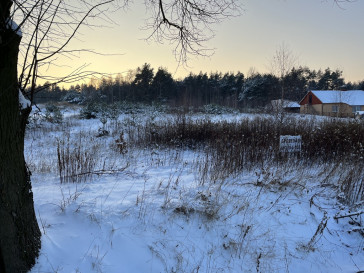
27 106 363 273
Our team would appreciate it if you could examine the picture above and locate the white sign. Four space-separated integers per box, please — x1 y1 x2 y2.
279 135 302 153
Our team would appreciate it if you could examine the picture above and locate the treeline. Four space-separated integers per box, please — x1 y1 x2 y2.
33 63 364 109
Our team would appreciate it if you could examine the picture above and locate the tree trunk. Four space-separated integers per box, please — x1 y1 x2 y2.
0 19 41 273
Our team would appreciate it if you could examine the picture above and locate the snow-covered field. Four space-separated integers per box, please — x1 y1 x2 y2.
27 106 363 273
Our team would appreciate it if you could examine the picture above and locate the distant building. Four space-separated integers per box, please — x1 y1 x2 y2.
299 90 364 117
271 99 300 113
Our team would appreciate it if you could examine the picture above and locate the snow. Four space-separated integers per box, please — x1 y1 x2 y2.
311 90 364 105
19 90 31 109
25 108 364 273
284 101 300 108
6 18 22 37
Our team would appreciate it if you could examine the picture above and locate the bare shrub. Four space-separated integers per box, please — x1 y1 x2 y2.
301 119 364 161
124 113 364 207
133 114 364 162
57 134 98 183
115 132 128 154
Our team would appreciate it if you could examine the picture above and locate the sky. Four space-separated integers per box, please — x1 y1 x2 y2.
42 0 364 86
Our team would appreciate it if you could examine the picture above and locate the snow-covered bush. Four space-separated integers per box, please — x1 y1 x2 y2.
62 90 84 104
45 103 63 123
79 102 99 119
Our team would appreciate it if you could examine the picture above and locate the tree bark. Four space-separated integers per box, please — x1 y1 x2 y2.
0 11 41 273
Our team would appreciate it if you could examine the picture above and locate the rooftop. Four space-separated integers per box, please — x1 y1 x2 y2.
311 90 364 105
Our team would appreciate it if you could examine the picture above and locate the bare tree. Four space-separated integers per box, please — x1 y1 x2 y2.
146 0 241 63
268 43 298 130
0 0 241 272
269 42 298 101
13 0 120 97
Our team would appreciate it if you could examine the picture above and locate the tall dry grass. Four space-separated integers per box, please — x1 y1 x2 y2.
57 133 98 183
127 114 364 204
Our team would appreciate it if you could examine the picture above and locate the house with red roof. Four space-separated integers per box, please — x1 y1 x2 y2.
299 90 364 117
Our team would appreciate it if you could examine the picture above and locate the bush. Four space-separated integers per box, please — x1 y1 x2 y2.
62 90 84 104
45 103 63 123
131 114 364 164
125 113 364 203
79 102 99 119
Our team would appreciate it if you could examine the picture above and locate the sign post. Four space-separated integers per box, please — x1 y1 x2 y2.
279 135 302 153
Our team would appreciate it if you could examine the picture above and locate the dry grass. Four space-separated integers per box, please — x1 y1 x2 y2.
57 133 99 183
126 114 364 204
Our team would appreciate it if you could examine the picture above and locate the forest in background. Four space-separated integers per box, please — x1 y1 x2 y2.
31 63 364 109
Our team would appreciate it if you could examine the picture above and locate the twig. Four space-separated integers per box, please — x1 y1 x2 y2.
334 210 363 220
306 212 328 250
64 165 129 179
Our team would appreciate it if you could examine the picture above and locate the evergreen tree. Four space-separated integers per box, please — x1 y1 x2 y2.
151 67 176 100
239 73 280 107
355 80 364 90
132 63 154 101
316 68 344 90
283 66 314 101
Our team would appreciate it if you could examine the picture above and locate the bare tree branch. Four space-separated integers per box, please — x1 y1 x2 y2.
10 0 242 102
144 0 242 64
